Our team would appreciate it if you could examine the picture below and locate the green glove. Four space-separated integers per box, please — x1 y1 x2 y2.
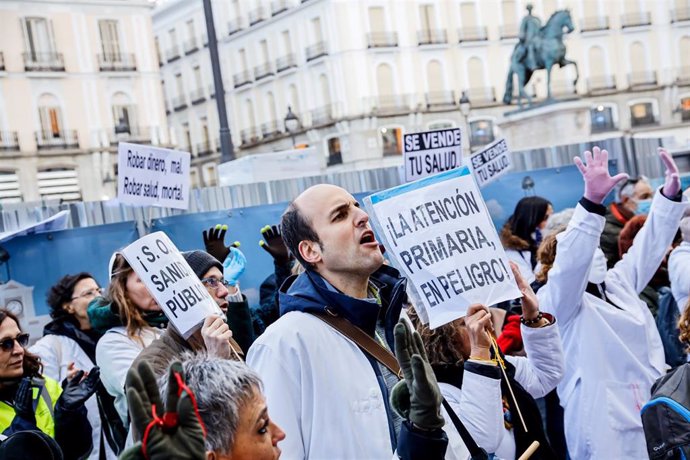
390 318 445 430
120 361 205 460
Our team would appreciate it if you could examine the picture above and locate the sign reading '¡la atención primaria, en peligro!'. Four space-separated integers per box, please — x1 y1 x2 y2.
117 142 191 210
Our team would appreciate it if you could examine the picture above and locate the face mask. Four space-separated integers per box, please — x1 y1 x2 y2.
534 228 543 246
588 247 608 284
635 198 652 215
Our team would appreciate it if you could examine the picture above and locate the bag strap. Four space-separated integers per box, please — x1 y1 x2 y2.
308 310 488 460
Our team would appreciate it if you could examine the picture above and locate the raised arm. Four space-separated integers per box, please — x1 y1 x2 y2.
538 147 628 327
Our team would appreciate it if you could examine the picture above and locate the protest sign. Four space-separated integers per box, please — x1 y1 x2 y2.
117 142 191 210
469 138 512 187
364 166 521 328
121 232 224 338
404 128 462 182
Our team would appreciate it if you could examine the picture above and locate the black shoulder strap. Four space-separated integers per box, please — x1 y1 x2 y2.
309 310 489 460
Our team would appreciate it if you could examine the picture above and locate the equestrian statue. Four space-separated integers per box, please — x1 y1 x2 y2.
503 5 579 109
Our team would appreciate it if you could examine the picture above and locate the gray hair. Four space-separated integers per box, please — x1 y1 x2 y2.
158 353 263 454
543 208 575 238
618 176 650 200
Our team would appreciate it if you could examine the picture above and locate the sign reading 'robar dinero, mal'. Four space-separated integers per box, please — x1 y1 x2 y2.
117 142 191 210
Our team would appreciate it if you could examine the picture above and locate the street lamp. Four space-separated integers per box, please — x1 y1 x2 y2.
459 91 471 155
284 106 300 147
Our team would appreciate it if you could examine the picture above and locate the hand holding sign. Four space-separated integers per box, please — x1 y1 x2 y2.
465 304 494 360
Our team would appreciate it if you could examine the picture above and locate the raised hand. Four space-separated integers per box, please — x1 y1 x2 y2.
203 224 240 264
223 247 247 287
57 367 100 412
659 148 681 198
390 318 445 430
574 146 629 204
13 377 37 425
200 315 233 359
259 225 291 265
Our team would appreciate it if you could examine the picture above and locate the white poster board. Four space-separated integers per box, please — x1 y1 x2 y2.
364 166 521 328
404 128 462 182
0 211 70 244
469 138 512 187
117 142 191 210
121 232 224 338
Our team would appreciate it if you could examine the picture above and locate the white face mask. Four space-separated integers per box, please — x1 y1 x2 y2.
588 247 608 284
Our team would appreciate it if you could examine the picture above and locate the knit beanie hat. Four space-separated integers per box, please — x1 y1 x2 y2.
182 250 223 279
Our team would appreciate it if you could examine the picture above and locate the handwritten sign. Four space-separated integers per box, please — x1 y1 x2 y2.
121 232 224 338
404 128 462 182
117 142 191 210
470 138 512 187
364 166 521 328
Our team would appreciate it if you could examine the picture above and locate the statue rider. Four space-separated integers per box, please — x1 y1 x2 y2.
519 3 541 71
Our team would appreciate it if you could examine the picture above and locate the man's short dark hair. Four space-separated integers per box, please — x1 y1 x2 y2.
46 272 94 319
281 201 322 270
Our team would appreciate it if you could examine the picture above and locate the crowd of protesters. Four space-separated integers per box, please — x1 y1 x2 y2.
0 146 689 460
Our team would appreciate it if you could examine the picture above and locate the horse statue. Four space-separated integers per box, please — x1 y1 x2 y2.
503 9 579 109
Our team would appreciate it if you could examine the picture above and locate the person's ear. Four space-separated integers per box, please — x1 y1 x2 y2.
62 302 74 314
206 451 217 460
298 240 322 266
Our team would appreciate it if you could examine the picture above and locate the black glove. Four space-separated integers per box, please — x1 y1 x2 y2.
259 224 291 265
57 367 100 412
203 224 240 263
13 377 37 426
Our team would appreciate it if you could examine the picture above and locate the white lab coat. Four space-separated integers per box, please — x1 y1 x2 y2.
95 326 161 424
248 311 402 460
668 241 690 312
503 248 536 284
31 334 118 460
537 191 686 460
441 321 564 460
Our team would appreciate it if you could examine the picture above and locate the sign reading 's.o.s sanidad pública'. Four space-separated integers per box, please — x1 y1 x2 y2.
117 142 191 210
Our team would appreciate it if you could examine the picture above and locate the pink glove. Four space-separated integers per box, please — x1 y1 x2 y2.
574 146 629 204
659 148 681 198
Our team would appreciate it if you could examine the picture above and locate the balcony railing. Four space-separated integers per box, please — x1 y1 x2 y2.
0 52 4 71
196 141 214 157
35 130 79 150
587 75 617 92
260 120 282 137
271 0 289 15
500 24 519 39
621 12 651 28
367 32 399 48
276 53 297 72
233 70 253 88
671 7 690 23
628 71 658 88
184 38 199 55
425 91 456 109
254 62 274 80
166 45 181 63
249 6 267 25
369 95 411 116
109 126 151 145
190 87 206 104
465 87 497 105
228 19 242 36
172 95 188 111
240 127 261 145
580 16 609 32
311 104 337 127
677 67 690 85
457 26 488 42
97 53 137 71
0 131 19 150
23 52 65 71
306 41 328 61
550 81 577 97
417 29 447 45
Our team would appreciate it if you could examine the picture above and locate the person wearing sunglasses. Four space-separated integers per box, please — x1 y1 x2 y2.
30 272 119 459
0 308 99 460
131 249 254 381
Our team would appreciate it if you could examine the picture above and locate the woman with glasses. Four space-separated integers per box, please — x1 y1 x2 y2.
0 308 99 459
30 272 119 459
87 254 167 426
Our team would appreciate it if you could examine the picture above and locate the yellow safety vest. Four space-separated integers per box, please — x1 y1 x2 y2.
0 376 62 437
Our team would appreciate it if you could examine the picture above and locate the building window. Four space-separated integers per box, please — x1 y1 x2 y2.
23 17 55 56
427 120 455 130
0 172 22 203
37 168 81 202
590 105 616 133
680 97 690 122
327 137 343 166
381 127 402 156
629 101 656 127
469 119 495 149
99 20 121 59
